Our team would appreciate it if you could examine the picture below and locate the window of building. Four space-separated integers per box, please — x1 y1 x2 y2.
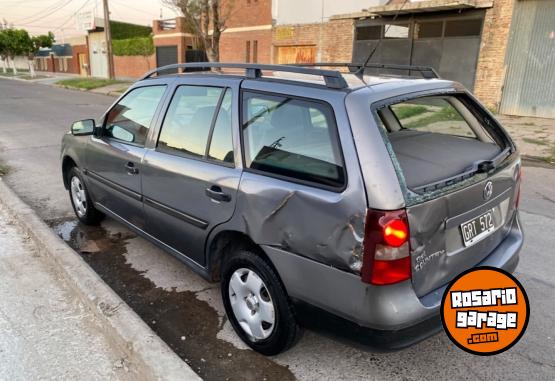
158 86 225 158
384 24 410 39
104 86 167 146
414 21 444 39
253 40 258 63
444 19 483 37
242 92 345 188
208 89 234 164
245 41 251 63
356 25 382 41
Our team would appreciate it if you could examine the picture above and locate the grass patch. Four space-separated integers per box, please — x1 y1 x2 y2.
57 78 126 90
404 106 462 129
390 105 428 120
0 162 9 176
486 105 498 115
522 137 549 146
539 147 555 165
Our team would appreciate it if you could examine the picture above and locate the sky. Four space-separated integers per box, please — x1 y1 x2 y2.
0 0 180 41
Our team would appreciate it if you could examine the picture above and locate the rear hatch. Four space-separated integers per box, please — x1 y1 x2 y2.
376 93 521 297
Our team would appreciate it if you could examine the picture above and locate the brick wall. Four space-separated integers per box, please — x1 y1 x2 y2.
220 29 272 63
114 55 156 79
473 0 516 110
225 0 272 28
272 19 354 63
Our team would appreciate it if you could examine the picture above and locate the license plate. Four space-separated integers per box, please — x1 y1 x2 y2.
460 209 495 247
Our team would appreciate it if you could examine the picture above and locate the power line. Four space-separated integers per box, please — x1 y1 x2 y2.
15 0 74 26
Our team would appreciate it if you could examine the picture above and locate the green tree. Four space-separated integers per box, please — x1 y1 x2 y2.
29 32 54 77
162 0 237 62
0 30 8 74
3 28 32 75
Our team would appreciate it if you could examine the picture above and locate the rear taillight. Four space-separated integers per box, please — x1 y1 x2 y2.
361 209 411 286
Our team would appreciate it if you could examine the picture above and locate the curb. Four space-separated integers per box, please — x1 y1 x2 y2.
0 178 201 381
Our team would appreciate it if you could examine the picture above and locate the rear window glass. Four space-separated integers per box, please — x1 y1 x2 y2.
378 95 503 193
390 97 477 138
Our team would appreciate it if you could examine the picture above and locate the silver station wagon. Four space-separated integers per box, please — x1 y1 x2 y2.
61 63 523 355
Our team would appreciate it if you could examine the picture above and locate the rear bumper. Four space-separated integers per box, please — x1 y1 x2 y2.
264 213 522 347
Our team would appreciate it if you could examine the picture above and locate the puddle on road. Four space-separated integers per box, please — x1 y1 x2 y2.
49 218 295 381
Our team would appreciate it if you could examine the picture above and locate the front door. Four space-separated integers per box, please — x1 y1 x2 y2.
85 85 168 228
78 53 87 76
142 78 242 266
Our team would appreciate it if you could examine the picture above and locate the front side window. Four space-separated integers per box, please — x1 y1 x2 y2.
158 86 224 158
104 86 166 145
242 92 345 188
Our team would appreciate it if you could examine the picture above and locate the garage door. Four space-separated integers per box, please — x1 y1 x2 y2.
500 0 555 118
156 45 178 73
277 46 316 64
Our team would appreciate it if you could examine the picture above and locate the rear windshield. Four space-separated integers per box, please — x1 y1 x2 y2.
377 94 510 195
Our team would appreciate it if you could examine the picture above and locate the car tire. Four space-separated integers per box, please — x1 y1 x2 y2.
67 166 104 225
221 249 302 355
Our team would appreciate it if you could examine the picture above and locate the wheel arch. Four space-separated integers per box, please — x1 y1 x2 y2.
62 155 78 190
206 229 278 283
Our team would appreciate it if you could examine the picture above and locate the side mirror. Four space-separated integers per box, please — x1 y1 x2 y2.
71 119 95 136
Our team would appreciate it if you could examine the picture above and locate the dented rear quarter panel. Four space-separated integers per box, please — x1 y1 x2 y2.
208 79 368 273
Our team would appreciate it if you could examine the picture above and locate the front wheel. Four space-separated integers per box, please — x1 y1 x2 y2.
67 167 104 225
221 249 302 355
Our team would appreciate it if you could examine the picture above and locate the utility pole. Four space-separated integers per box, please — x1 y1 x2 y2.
102 0 115 79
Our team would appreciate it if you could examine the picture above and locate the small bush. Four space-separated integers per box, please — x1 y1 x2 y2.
113 37 154 57
110 21 152 40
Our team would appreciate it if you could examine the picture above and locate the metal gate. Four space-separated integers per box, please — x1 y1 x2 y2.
156 45 178 73
88 32 108 78
500 0 555 118
353 10 485 90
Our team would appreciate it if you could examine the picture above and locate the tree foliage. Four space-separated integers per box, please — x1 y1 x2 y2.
31 32 55 55
162 0 237 62
0 29 54 58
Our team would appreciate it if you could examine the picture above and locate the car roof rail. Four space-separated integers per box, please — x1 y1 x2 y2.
140 62 349 89
293 62 440 79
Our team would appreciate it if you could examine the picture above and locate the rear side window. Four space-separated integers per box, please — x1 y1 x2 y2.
104 86 166 146
389 97 477 138
158 86 224 158
242 92 345 189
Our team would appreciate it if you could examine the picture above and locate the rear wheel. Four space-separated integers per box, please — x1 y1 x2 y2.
221 249 302 355
67 167 104 225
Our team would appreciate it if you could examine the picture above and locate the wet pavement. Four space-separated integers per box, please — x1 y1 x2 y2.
49 218 295 381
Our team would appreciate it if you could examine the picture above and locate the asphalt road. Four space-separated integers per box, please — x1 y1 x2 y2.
1 78 554 380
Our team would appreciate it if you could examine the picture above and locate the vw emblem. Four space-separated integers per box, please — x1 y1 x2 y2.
483 181 493 200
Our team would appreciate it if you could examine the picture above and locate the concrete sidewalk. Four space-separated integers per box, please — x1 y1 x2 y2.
0 204 133 380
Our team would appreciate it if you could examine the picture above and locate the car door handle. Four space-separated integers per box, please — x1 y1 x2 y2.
205 186 231 202
125 162 139 175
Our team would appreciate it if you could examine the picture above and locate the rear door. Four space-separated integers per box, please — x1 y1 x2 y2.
376 93 520 297
141 77 242 266
85 84 168 228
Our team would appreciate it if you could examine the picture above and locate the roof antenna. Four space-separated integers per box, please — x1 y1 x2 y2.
355 0 410 79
